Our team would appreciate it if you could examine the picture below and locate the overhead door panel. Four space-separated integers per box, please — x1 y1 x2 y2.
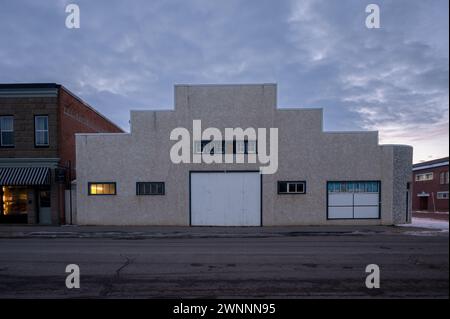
191 172 261 226
327 181 380 220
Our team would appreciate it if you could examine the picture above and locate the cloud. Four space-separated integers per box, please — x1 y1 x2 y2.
0 0 448 163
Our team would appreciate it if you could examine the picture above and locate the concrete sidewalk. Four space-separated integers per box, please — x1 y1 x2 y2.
0 224 439 239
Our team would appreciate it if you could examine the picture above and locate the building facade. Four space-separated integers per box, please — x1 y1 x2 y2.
0 83 123 224
412 157 449 212
76 84 413 226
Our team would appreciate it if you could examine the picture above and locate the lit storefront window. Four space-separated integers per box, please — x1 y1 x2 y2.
2 186 28 216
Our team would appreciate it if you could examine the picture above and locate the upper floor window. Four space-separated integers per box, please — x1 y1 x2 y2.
34 115 49 146
194 140 257 155
415 172 433 182
0 116 14 147
440 171 449 185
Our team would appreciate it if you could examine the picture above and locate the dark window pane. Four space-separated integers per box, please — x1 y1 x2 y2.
288 183 296 192
296 183 304 193
279 182 287 193
157 183 164 194
1 132 14 145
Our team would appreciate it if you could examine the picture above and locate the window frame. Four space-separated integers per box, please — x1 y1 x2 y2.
277 181 307 194
34 115 49 147
436 191 449 200
0 115 14 147
194 139 258 155
415 172 434 182
136 182 165 196
88 182 117 196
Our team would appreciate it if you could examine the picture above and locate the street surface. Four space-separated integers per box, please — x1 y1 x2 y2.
0 226 448 298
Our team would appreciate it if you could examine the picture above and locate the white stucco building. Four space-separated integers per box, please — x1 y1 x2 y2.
75 84 412 226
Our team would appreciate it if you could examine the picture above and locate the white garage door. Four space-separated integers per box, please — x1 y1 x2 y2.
190 172 261 226
327 181 380 219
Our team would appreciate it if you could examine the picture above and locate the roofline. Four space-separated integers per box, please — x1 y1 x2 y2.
413 161 449 171
75 132 129 136
59 85 124 133
0 83 124 133
174 83 277 87
0 83 61 89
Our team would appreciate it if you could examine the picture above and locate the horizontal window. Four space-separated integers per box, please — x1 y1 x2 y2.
327 181 379 193
136 182 165 195
278 181 306 194
88 182 116 195
437 191 449 200
0 116 14 147
194 140 257 155
415 172 433 182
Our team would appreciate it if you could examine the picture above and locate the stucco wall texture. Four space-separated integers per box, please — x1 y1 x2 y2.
75 84 413 226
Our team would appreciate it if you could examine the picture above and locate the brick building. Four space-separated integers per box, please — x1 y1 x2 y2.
412 157 449 212
0 83 123 224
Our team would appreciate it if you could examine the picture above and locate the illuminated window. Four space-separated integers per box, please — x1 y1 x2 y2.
88 182 116 195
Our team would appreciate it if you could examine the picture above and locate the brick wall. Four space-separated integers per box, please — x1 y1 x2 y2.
58 87 123 178
0 96 58 157
412 166 449 212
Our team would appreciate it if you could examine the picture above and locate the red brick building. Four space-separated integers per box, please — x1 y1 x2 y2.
412 157 449 212
0 83 123 224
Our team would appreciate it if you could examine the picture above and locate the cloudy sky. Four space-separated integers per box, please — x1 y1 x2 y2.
0 0 448 163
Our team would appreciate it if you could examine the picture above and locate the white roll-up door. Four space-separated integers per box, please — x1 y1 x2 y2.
190 172 261 226
327 181 380 219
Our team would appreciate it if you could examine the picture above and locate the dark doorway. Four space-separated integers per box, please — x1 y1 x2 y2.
419 196 429 211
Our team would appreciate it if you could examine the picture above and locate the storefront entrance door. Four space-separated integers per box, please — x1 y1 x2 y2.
38 189 51 225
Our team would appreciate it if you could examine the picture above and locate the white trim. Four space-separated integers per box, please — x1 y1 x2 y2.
413 161 449 171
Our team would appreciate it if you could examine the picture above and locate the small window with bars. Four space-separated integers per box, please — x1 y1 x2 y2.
136 182 165 195
278 181 306 194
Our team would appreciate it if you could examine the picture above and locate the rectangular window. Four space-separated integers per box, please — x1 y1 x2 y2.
415 172 434 182
278 181 306 194
440 172 445 184
88 182 116 195
35 115 49 146
136 182 165 195
193 139 257 155
446 171 449 185
437 191 449 200
0 116 14 147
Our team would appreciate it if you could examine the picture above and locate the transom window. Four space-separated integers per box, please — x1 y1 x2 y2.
35 115 49 146
328 181 379 193
0 116 14 147
278 181 306 194
136 182 165 195
88 182 116 195
194 140 257 155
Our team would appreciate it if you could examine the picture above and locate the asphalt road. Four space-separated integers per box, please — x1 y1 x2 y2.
0 232 448 298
